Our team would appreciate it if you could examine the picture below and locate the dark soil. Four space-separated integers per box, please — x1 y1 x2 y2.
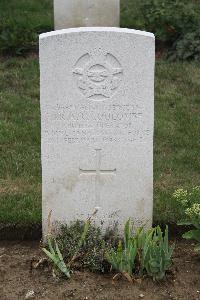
0 224 42 241
0 240 199 300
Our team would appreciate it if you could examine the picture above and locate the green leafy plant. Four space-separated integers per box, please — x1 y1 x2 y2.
42 237 71 278
140 226 175 280
68 218 91 267
173 186 200 251
133 226 154 275
106 222 174 281
105 219 137 279
42 214 91 278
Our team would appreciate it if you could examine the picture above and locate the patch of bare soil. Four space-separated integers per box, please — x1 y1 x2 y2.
0 240 199 300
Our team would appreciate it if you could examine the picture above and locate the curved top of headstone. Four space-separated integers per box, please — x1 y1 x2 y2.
39 27 155 40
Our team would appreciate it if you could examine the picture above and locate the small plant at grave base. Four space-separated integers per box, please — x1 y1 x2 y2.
106 222 175 282
42 211 91 278
56 220 116 274
173 186 200 252
138 226 175 281
105 219 138 282
49 207 115 274
42 237 71 278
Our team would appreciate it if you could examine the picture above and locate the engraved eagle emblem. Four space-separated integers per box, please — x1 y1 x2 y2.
73 49 123 101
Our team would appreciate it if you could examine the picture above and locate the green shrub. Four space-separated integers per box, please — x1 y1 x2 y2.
169 31 200 61
56 221 115 273
121 0 200 61
140 0 200 60
0 18 38 55
173 186 200 251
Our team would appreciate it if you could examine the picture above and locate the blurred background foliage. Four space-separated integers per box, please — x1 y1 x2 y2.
121 0 200 61
0 0 199 60
0 0 53 55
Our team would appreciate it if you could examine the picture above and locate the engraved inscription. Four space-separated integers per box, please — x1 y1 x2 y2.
79 149 116 205
42 103 151 146
73 49 123 101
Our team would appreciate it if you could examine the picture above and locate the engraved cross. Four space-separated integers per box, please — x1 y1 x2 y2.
79 149 116 205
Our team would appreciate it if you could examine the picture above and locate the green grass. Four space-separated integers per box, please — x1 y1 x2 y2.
0 56 41 224
154 61 200 222
0 56 199 226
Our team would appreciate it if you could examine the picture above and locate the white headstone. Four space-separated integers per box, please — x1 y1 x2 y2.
54 0 120 29
39 28 155 237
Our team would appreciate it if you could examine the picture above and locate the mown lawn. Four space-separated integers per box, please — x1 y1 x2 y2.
0 56 41 225
154 61 200 222
0 56 199 226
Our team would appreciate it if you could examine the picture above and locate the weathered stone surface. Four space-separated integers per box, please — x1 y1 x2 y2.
39 28 155 237
54 0 120 29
